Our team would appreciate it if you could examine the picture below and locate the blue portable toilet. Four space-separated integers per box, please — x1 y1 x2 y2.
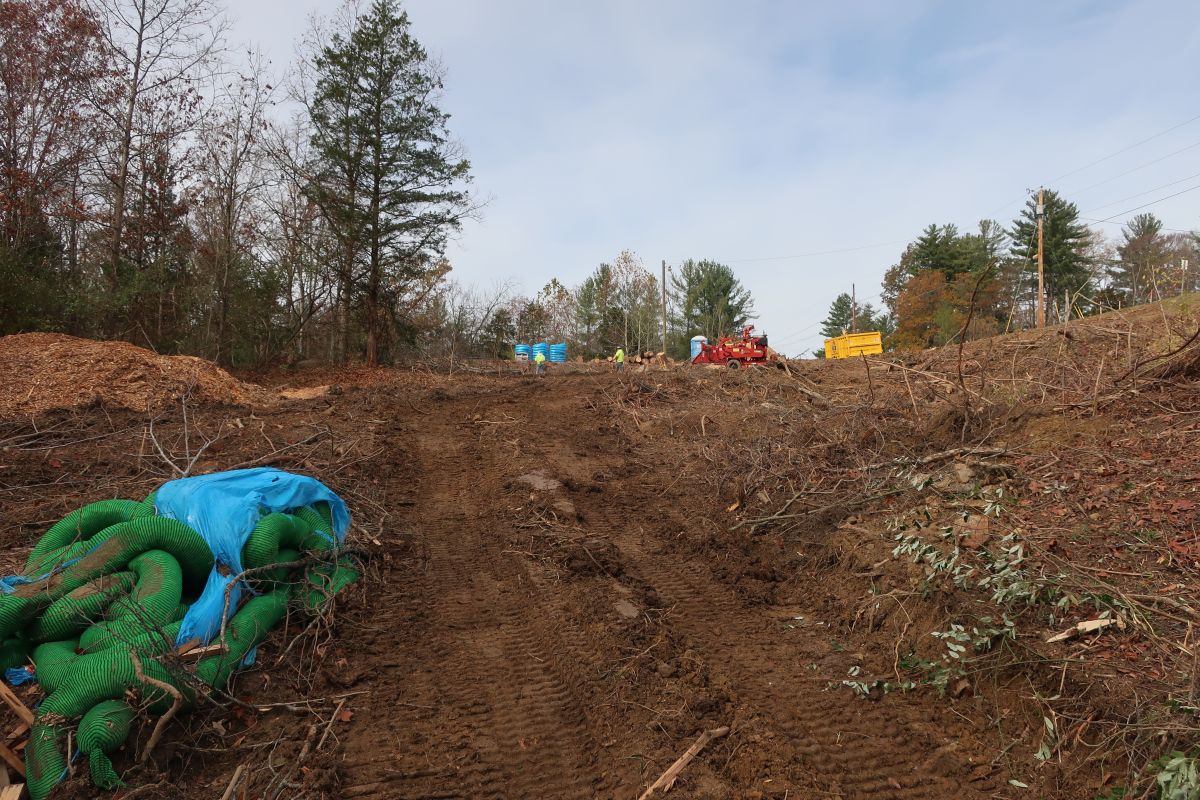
689 335 708 361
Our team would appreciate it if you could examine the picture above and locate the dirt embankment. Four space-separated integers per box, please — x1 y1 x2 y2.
1 301 1199 799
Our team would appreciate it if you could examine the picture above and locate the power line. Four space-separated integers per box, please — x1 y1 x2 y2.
1092 183 1200 223
984 112 1200 218
1079 217 1195 233
724 134 1200 270
1080 171 1200 214
721 119 1200 346
1065 139 1200 197
1048 111 1200 184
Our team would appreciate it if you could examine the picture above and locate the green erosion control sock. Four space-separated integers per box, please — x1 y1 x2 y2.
18 497 357 799
78 699 134 789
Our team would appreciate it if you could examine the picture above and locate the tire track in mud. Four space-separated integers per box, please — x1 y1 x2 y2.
618 545 977 798
339 375 989 799
544 378 988 799
338 392 611 800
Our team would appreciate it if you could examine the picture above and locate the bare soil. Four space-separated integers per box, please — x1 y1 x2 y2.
2 302 1200 799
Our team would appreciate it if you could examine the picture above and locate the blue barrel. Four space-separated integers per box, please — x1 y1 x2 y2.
690 335 708 361
532 342 549 361
514 343 531 361
549 342 568 363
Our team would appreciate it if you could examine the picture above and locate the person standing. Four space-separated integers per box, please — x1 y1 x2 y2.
534 350 547 376
614 347 625 371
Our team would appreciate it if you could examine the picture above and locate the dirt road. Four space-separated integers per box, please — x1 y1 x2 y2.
324 374 997 799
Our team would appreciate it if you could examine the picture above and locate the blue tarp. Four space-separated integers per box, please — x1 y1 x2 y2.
155 467 350 647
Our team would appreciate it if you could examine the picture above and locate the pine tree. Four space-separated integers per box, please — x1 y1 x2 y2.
1112 213 1167 305
307 0 472 365
818 293 854 340
669 259 754 356
1010 190 1093 314
574 263 617 356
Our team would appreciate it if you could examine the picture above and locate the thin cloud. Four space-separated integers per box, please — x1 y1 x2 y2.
231 0 1200 354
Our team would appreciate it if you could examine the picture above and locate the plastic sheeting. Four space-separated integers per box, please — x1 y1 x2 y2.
0 556 85 594
155 468 350 647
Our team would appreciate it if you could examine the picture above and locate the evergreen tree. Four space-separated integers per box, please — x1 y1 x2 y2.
818 293 854 340
481 308 514 358
1010 190 1092 313
307 0 472 366
669 259 754 357
1112 213 1167 305
574 263 616 356
813 293 890 356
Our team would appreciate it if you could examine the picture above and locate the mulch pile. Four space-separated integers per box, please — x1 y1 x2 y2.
0 333 273 418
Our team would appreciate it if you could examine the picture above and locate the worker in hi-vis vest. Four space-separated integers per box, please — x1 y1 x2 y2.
533 350 547 376
614 347 625 371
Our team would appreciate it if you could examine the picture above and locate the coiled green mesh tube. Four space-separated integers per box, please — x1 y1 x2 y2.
78 700 134 790
27 573 135 643
78 551 182 653
30 639 79 694
8 493 356 800
196 589 292 689
0 517 213 644
26 500 154 573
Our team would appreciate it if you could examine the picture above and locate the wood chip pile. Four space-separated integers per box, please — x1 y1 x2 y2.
0 334 272 418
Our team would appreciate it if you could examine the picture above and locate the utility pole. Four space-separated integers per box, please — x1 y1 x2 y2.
850 283 857 333
661 260 667 356
1036 188 1046 329
1182 258 1189 297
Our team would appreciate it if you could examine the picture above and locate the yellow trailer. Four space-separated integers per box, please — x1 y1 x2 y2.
824 331 883 359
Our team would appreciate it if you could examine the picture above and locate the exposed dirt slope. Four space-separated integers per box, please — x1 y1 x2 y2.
2 300 1200 798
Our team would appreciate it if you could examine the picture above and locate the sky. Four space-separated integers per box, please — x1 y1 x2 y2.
232 0 1200 355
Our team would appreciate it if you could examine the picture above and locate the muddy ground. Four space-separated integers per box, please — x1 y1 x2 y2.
4 303 1200 799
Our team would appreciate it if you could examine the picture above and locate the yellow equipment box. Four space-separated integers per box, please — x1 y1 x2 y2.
824 331 883 359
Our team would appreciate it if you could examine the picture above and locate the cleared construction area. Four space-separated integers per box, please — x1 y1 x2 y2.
0 300 1198 798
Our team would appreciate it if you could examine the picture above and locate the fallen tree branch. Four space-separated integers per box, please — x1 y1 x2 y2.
860 446 1012 472
225 429 330 470
637 726 730 799
316 697 347 752
130 651 184 765
733 488 906 532
1112 324 1200 385
219 764 247 800
1046 618 1117 643
866 358 995 407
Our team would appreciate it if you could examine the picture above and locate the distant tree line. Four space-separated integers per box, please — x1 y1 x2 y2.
817 189 1199 352
473 253 756 361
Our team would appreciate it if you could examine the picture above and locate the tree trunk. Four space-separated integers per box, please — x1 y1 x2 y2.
365 266 379 367
338 240 353 364
108 0 148 296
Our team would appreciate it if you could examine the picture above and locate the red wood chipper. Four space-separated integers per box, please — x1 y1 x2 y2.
690 326 778 369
